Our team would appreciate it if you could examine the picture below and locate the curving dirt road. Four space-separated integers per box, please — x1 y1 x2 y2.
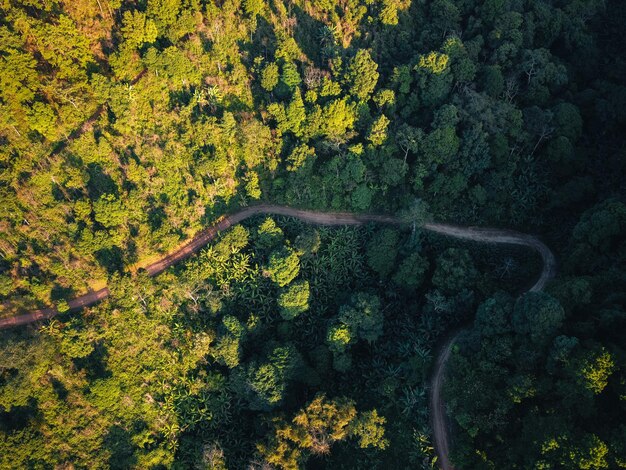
0 205 556 470
425 222 556 470
0 205 396 330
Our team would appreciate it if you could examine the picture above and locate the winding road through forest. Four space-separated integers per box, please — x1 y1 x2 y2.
0 204 556 469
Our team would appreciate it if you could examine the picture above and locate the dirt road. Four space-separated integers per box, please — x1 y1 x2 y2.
0 205 396 330
424 222 556 470
0 205 556 470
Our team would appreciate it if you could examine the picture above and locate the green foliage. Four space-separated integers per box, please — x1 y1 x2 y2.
121 11 158 49
257 394 386 468
338 293 383 344
343 49 379 101
327 323 353 353
233 345 302 410
213 315 245 368
278 280 310 320
512 292 564 344
243 0 264 17
483 65 504 97
266 247 300 287
445 204 626 468
392 252 429 291
261 63 280 91
432 248 478 294
281 62 301 90
366 228 399 277
293 228 320 255
256 218 284 251
286 144 314 171
367 114 390 146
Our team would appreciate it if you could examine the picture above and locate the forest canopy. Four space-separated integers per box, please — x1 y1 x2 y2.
0 0 625 468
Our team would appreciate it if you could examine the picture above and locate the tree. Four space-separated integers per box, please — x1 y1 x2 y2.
278 281 310 320
338 293 383 344
121 10 158 49
422 126 460 165
281 62 301 90
348 410 389 449
367 114 390 146
373 89 395 110
266 248 300 287
234 345 302 410
366 228 399 277
27 102 57 140
552 102 582 141
474 293 515 337
577 347 614 395
261 63 279 91
351 184 373 211
212 315 245 368
293 228 320 255
286 144 314 171
327 323 353 354
432 248 478 294
417 52 449 75
215 225 249 259
317 98 356 140
257 394 387 468
93 194 126 229
483 65 504 97
285 88 306 137
255 218 283 252
343 50 379 101
512 292 564 344
568 434 609 470
392 252 429 291
243 0 264 17
397 198 430 226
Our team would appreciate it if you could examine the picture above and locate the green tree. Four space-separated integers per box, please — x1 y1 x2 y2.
278 281 310 320
234 345 302 410
261 63 280 91
432 248 478 294
256 218 284 252
285 88 306 137
281 61 301 90
343 49 379 101
512 292 565 344
266 247 300 287
121 10 158 49
367 114 390 146
338 293 383 344
366 228 399 277
392 252 429 291
293 229 320 255
213 315 245 368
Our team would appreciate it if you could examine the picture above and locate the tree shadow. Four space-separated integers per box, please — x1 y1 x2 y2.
104 425 138 469
94 246 125 275
87 163 119 200
73 341 112 381
0 398 38 432
291 5 327 67
50 283 74 301
50 377 69 401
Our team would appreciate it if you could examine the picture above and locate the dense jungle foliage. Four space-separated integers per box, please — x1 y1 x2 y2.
0 0 624 467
